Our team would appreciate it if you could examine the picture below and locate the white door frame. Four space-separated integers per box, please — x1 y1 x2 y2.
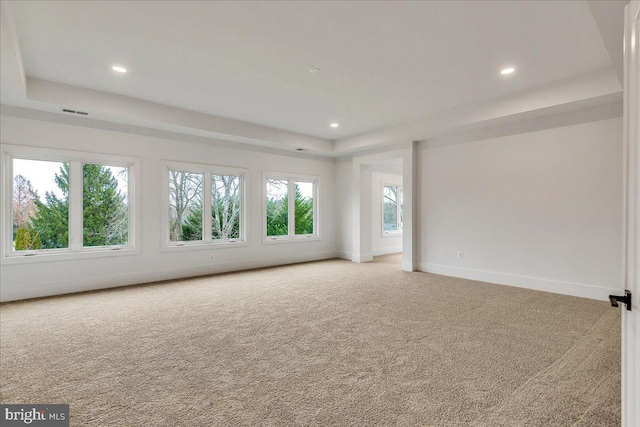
622 2 639 426
352 143 417 271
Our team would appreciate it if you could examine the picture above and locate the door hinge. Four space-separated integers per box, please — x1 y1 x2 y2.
609 290 632 311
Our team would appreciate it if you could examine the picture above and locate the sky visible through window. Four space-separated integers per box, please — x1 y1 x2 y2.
13 159 65 201
13 159 128 201
267 180 313 199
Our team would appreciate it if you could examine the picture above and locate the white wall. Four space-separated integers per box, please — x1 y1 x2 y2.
335 160 353 259
419 117 624 299
336 159 404 260
0 111 624 302
371 169 403 256
0 113 337 301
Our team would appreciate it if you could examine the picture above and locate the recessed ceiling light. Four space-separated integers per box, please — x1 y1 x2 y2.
330 123 339 128
112 65 127 73
500 67 515 75
310 68 321 74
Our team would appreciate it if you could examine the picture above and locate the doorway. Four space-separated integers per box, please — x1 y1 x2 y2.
352 144 416 271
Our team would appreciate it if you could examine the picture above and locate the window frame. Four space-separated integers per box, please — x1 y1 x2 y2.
161 160 248 251
1 144 140 264
382 183 403 237
263 171 320 244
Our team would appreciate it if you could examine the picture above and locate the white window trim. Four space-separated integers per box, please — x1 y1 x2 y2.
161 160 248 252
382 183 403 238
1 144 141 264
263 171 320 245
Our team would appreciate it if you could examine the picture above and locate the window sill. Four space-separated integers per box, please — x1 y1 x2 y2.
1 246 139 265
162 240 248 252
263 235 320 245
382 231 403 238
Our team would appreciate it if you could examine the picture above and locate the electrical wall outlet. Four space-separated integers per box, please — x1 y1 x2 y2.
209 254 215 261
457 251 463 259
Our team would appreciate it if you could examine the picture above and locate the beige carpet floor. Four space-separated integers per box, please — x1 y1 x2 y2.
0 254 620 426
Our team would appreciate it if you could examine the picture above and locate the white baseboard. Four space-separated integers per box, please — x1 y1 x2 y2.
372 246 403 256
335 251 352 260
0 251 340 302
419 263 618 301
401 261 413 272
352 253 374 263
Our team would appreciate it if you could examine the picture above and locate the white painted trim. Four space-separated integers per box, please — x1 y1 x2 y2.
372 247 402 257
381 182 403 236
1 144 141 263
336 250 352 260
335 68 622 154
401 261 413 272
0 105 337 163
262 171 320 243
0 250 339 302
160 160 248 249
24 78 333 155
622 3 640 425
419 263 618 301
352 252 373 263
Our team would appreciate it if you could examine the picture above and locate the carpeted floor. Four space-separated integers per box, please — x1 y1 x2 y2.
0 254 620 426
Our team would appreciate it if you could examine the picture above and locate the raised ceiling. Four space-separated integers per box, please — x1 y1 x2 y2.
0 1 626 155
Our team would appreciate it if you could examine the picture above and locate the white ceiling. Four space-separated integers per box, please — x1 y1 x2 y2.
4 0 617 142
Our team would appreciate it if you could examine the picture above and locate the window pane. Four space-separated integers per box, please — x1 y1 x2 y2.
383 185 398 231
294 181 314 235
212 174 241 240
12 159 69 251
169 171 203 242
82 164 129 247
266 179 288 236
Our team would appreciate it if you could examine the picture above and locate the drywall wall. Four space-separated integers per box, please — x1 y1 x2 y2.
372 170 403 256
0 113 337 301
335 160 403 260
335 160 353 259
418 117 623 299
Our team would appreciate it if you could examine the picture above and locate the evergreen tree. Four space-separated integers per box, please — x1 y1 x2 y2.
265 183 314 236
13 227 43 251
82 164 127 246
32 232 43 250
182 204 203 241
294 184 313 235
29 165 70 249
266 193 288 236
14 227 30 251
28 164 127 249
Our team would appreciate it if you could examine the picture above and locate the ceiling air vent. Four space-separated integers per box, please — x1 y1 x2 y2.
62 108 89 116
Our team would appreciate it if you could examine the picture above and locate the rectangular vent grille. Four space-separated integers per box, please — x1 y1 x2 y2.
62 108 89 116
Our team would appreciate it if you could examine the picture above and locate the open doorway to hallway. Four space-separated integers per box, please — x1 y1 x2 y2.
350 144 414 271
370 161 403 267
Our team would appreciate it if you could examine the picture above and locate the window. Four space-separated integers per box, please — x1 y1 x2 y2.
264 173 318 242
169 171 204 242
12 159 69 251
164 161 246 249
211 174 241 240
383 184 403 235
83 164 129 247
2 145 139 262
